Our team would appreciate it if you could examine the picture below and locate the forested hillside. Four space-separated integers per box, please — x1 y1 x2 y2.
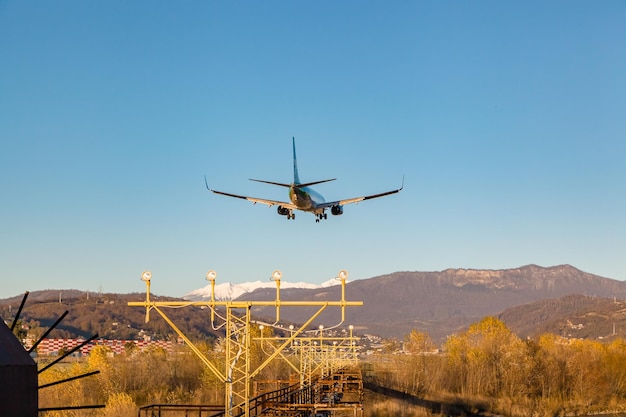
500 294 626 340
0 291 218 342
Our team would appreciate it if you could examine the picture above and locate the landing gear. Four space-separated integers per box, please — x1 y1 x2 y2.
315 213 328 223
287 212 295 220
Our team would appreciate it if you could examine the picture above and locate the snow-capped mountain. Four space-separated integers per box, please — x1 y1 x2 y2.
183 278 340 301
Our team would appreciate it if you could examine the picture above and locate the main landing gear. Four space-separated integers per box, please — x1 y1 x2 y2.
315 213 328 223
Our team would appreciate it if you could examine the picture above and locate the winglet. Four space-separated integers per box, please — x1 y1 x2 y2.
204 175 211 191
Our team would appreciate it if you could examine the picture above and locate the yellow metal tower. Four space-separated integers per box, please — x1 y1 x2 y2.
128 269 362 417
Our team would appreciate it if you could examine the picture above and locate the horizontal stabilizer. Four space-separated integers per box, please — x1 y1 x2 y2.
250 178 336 188
294 178 336 188
249 179 292 188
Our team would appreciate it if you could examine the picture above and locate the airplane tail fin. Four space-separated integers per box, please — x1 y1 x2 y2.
248 138 336 189
292 137 301 185
247 138 302 188
290 137 336 188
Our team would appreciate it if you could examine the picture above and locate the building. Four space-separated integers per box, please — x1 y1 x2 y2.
27 338 175 356
0 320 37 416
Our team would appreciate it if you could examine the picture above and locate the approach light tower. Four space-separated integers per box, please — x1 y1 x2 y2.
128 269 362 417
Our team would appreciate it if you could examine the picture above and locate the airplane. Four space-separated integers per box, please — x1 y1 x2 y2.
205 138 403 222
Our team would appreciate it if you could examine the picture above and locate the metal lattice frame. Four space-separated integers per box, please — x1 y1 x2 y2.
128 270 362 417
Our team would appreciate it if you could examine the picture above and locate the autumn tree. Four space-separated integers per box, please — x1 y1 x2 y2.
603 338 626 398
443 316 532 398
404 330 435 354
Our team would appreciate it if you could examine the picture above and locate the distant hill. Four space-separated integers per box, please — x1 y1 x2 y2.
499 294 626 341
1 290 87 305
3 265 625 345
0 291 219 342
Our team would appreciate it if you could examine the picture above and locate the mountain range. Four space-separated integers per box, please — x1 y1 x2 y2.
183 278 339 301
3 264 626 345
234 264 626 342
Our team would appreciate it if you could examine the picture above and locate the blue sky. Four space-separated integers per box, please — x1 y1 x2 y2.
1 1 625 299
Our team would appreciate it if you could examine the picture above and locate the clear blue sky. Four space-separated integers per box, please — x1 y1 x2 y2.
1 1 625 299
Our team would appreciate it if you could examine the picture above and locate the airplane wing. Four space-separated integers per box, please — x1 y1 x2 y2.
205 177 298 209
209 189 298 209
317 178 404 209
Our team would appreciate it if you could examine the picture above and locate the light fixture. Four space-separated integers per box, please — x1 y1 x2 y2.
141 271 152 282
337 270 348 281
271 270 282 281
206 270 217 281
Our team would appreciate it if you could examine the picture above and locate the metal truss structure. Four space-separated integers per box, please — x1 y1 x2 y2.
257 327 359 389
128 269 362 417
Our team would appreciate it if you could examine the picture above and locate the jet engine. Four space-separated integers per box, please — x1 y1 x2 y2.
277 206 290 216
331 205 343 216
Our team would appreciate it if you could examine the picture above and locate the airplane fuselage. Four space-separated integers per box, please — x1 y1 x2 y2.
289 184 325 213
